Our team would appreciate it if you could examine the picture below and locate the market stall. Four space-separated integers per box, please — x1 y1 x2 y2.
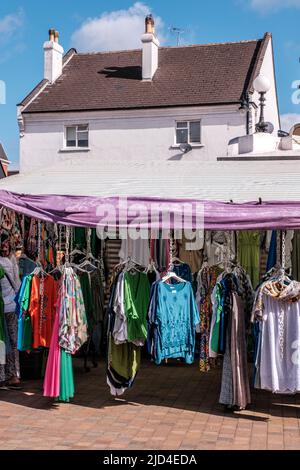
0 156 299 409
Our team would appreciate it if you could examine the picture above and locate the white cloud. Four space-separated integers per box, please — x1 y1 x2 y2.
280 113 300 132
250 0 300 12
71 2 168 52
0 9 25 63
0 9 24 39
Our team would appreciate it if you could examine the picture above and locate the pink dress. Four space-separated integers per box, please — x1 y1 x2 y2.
43 309 61 397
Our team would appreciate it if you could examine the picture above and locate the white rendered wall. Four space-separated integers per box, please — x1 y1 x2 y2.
251 38 280 134
20 105 247 173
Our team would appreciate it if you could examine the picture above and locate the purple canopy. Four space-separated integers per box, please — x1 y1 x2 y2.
0 190 300 230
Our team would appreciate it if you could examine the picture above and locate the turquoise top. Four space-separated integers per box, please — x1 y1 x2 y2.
154 281 200 364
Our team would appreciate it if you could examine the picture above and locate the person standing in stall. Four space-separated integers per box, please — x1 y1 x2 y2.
0 232 22 390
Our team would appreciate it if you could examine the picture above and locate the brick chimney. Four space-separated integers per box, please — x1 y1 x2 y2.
141 15 159 81
43 28 64 83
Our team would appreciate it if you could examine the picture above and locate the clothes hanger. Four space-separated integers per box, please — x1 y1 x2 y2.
161 270 187 284
67 261 88 273
124 258 145 274
114 256 131 270
172 256 185 265
32 263 49 277
146 259 159 275
70 248 86 257
78 258 97 271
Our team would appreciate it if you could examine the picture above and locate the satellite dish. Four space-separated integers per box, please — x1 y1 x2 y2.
179 143 192 154
278 130 289 138
265 122 274 134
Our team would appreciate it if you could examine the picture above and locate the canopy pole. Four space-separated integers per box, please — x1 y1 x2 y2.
281 230 286 274
65 226 70 264
168 230 175 272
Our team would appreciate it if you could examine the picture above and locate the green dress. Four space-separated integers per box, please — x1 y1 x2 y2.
59 349 74 402
109 339 141 380
124 272 150 342
79 272 94 332
237 231 260 288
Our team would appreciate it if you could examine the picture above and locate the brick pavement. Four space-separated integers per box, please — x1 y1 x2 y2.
0 359 299 450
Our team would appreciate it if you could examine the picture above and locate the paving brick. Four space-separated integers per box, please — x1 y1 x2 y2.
0 358 298 450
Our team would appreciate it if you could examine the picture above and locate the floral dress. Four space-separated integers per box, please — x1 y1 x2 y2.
196 265 222 371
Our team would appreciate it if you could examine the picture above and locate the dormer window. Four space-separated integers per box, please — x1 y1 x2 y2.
176 120 201 145
65 124 89 148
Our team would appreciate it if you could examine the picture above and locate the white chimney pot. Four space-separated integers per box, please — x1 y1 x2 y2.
44 38 64 84
141 15 159 82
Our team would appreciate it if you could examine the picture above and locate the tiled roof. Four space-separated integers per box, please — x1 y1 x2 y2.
21 34 271 113
0 143 8 162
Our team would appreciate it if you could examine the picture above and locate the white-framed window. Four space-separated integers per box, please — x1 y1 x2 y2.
65 124 89 148
175 120 201 145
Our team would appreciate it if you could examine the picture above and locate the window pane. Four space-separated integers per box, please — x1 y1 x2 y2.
66 127 76 147
77 124 88 131
78 131 89 147
176 121 188 129
189 121 201 143
176 128 188 144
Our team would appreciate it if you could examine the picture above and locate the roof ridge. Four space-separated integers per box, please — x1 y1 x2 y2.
75 37 264 57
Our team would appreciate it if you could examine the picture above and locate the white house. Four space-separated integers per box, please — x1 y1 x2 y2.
17 16 280 173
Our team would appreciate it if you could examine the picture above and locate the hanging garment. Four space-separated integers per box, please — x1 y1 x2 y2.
210 268 253 358
112 273 127 344
107 339 141 396
0 266 5 366
210 274 236 357
89 269 105 352
292 230 300 281
217 277 251 409
0 311 20 384
18 255 37 280
106 274 142 396
58 268 88 354
119 237 150 268
90 269 105 325
150 233 170 271
285 231 294 272
219 318 233 407
16 274 33 351
196 265 222 371
124 271 150 344
229 292 251 408
43 310 61 398
209 270 251 408
237 231 260 289
172 263 193 283
209 280 222 358
44 267 87 402
253 280 300 394
176 232 204 274
59 349 74 403
29 274 56 349
73 227 101 259
78 271 94 332
149 280 200 364
0 209 22 250
204 231 235 266
266 230 277 272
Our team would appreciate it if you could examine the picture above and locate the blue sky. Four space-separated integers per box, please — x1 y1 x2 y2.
1 0 300 168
